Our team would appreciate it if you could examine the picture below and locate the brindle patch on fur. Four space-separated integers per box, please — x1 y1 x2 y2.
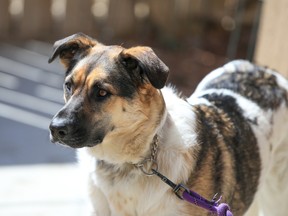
205 67 288 110
189 105 235 199
191 93 261 215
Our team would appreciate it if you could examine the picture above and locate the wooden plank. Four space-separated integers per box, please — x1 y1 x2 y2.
149 0 175 34
20 0 53 39
64 0 94 36
0 0 10 38
107 0 135 37
255 0 288 76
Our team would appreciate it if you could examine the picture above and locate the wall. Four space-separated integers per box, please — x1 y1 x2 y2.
255 0 288 76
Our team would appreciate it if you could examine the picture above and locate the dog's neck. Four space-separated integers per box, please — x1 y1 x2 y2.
93 108 171 180
94 111 181 180
95 133 161 180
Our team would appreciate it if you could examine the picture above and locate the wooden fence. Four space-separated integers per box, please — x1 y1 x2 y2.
0 0 253 43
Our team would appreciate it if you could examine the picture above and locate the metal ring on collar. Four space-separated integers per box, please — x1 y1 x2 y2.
137 158 158 176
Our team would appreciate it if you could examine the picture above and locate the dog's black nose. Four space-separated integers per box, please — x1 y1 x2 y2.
49 118 69 140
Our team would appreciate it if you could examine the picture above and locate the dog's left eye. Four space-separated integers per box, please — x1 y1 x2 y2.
95 88 111 99
98 89 108 97
94 83 111 100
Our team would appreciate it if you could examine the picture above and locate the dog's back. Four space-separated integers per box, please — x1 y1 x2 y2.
189 60 288 215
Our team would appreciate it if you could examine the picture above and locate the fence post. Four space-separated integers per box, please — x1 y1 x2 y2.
255 0 288 76
0 0 10 38
20 0 53 40
148 0 176 36
64 0 94 36
107 0 135 38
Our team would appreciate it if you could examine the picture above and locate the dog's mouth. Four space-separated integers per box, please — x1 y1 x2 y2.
49 133 102 148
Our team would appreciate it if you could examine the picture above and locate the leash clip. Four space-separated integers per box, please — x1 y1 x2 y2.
135 158 158 176
173 184 190 200
151 168 191 201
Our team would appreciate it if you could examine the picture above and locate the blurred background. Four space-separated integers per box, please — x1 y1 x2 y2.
0 0 267 164
0 0 287 215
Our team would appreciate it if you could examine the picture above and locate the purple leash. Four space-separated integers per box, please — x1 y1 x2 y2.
152 169 233 216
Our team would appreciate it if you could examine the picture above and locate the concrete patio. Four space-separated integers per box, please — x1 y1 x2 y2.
0 164 86 216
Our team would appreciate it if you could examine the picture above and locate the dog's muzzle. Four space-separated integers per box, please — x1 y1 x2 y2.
49 116 101 148
49 117 72 144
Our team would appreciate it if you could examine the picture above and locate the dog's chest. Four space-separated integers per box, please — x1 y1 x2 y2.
108 189 138 216
100 175 179 216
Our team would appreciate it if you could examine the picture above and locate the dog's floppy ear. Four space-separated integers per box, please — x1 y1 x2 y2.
48 32 98 68
119 47 169 89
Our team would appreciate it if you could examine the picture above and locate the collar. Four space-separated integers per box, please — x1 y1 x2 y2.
134 134 159 175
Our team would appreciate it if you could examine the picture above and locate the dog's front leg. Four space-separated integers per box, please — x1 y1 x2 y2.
88 179 111 216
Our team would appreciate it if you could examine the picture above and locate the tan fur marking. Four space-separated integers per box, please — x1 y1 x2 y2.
72 67 88 89
86 68 107 89
122 46 153 57
116 201 123 211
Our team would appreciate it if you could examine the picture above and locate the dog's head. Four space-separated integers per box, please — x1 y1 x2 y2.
48 33 169 163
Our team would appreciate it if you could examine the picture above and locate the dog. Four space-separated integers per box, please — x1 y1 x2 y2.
48 33 288 216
